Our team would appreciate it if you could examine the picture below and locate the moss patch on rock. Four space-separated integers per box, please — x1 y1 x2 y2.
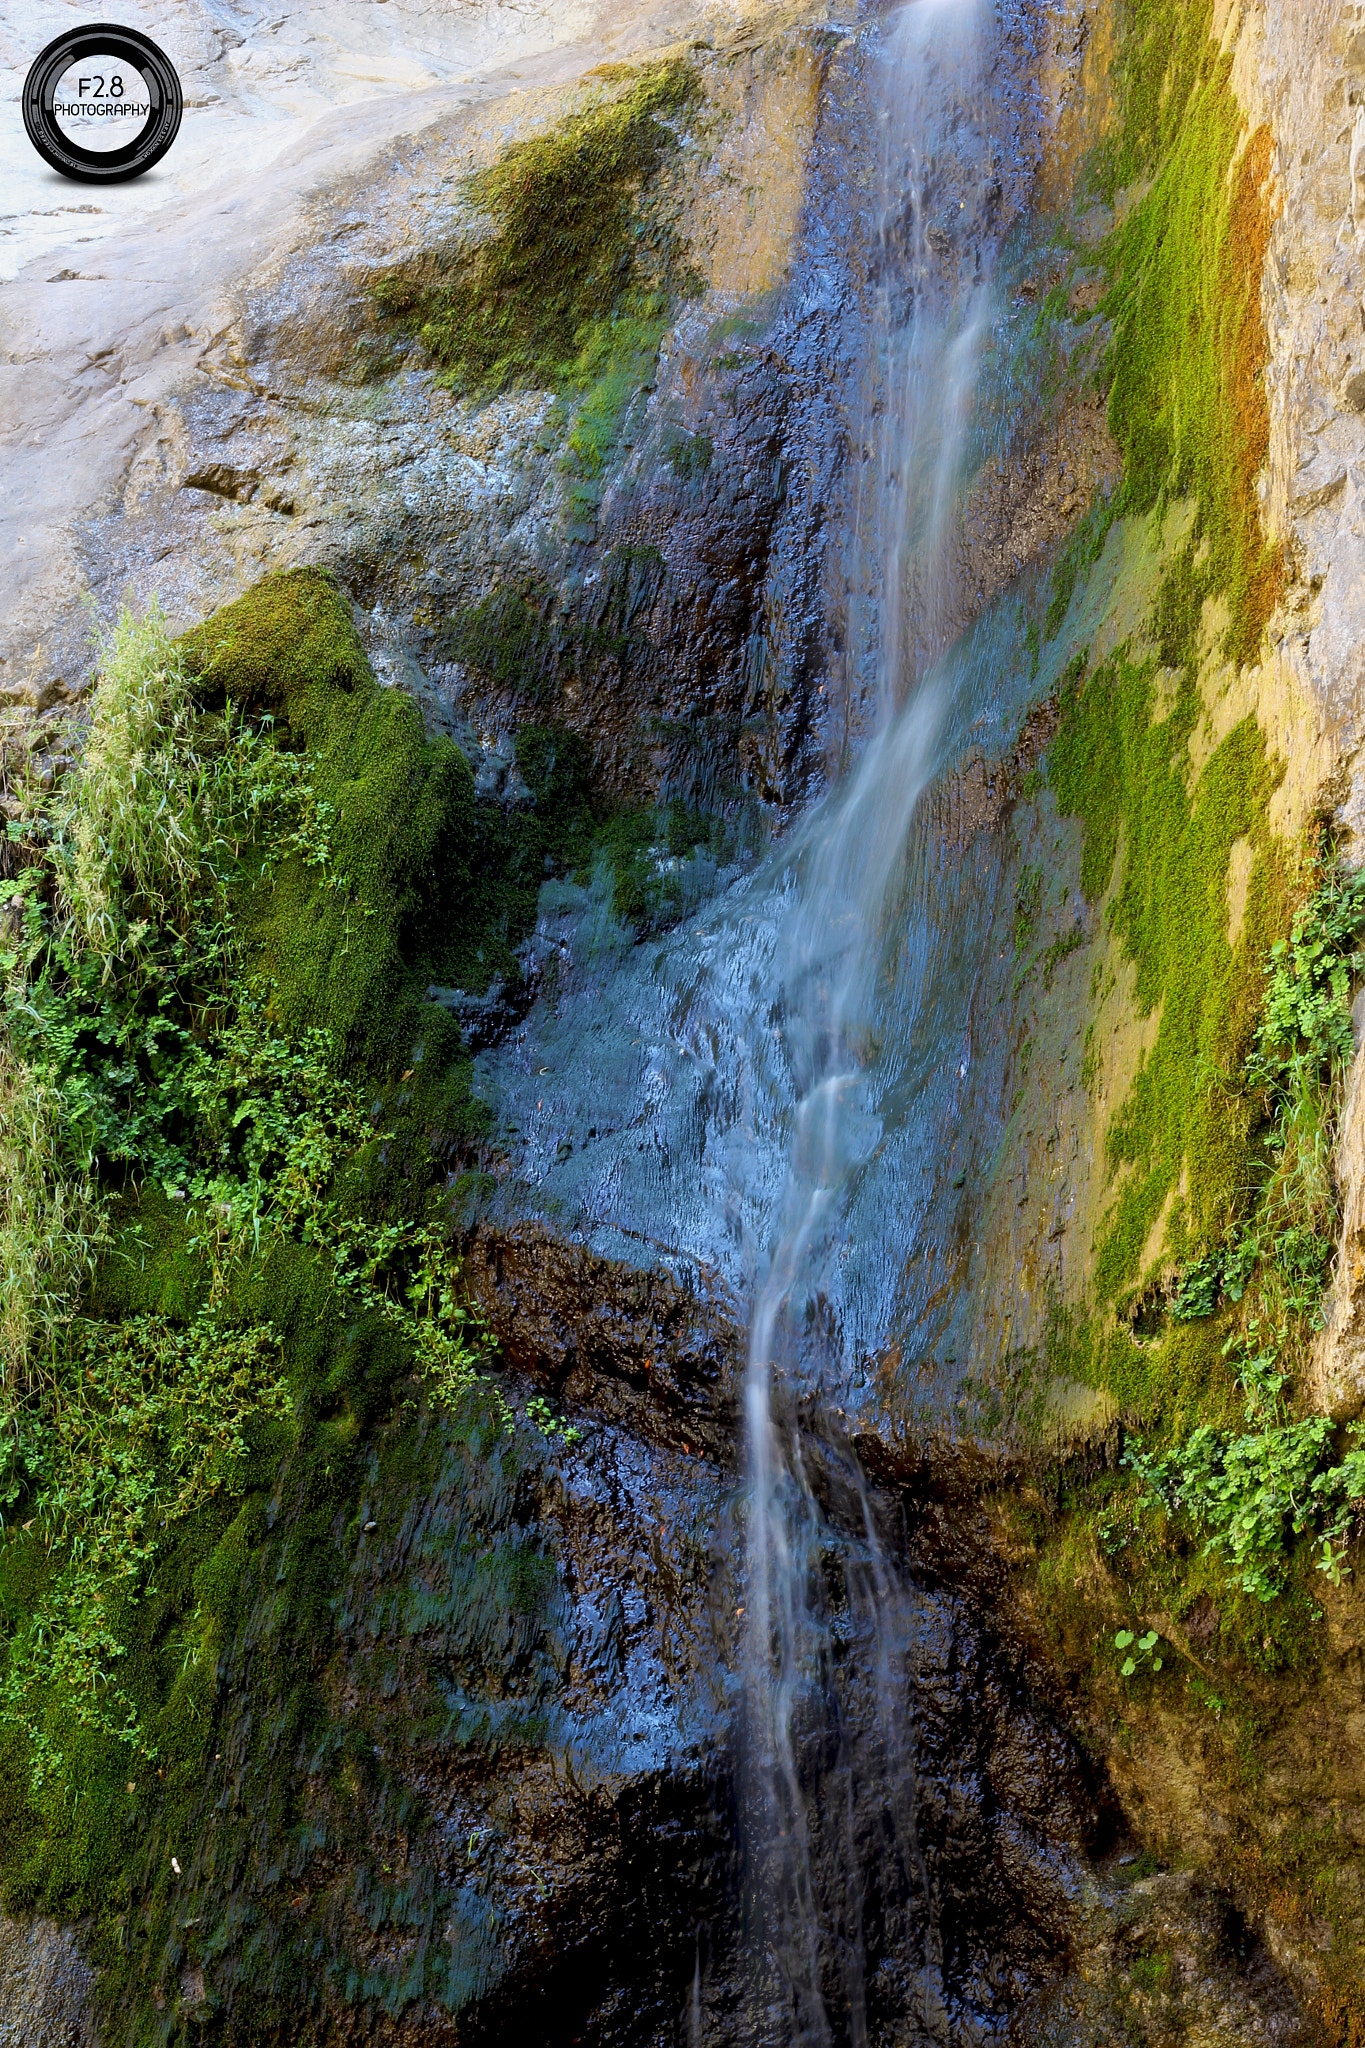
1051 643 1287 1317
1097 0 1282 663
372 60 702 399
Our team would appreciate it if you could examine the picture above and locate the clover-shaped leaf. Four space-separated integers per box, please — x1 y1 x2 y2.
1114 1629 1134 1650
1121 1657 1137 1678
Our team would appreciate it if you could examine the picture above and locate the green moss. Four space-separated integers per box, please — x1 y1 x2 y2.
663 428 713 480
1051 646 1288 1323
437 586 561 696
1013 865 1044 949
187 569 473 1073
373 60 701 398
1043 505 1113 645
435 564 647 705
1098 3 1281 663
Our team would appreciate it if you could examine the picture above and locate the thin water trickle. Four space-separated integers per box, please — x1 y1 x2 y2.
741 2 989 2037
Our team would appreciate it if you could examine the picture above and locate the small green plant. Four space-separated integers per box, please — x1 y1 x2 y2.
1126 1328 1365 1601
524 1394 581 1446
1170 1231 1260 1321
1247 859 1365 1101
1114 1626 1163 1677
1128 1949 1173 1994
327 1212 500 1425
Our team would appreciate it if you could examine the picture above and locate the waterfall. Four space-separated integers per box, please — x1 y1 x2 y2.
741 3 989 2037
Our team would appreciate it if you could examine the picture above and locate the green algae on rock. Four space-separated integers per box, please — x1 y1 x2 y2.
1031 0 1283 667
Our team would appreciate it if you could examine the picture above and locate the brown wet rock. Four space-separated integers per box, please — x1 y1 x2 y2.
957 390 1121 624
927 688 1063 857
463 1222 745 1461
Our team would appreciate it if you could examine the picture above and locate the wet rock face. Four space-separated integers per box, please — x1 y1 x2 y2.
50 29 875 826
0 1912 101 2047
462 1223 745 1461
0 1247 1309 2046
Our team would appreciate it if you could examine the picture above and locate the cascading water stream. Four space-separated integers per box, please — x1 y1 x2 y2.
471 0 1048 2018
741 3 990 2038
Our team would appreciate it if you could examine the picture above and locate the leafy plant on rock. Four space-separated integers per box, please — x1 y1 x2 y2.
0 593 496 1787
1114 1626 1163 1678
1126 854 1365 1600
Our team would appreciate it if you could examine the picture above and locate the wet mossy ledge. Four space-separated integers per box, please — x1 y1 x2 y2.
0 567 715 2040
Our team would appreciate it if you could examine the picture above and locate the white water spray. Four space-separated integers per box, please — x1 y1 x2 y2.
742 2 989 2036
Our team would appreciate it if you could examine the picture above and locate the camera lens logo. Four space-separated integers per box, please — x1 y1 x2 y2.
24 24 183 184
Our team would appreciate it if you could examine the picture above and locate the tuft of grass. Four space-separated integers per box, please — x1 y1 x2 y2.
49 603 205 962
0 1044 98 1404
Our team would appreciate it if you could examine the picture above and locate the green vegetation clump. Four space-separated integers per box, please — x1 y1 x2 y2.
1127 1340 1365 1603
371 61 703 527
0 577 600 2036
1037 843 1365 1604
663 428 713 480
0 576 498 1776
